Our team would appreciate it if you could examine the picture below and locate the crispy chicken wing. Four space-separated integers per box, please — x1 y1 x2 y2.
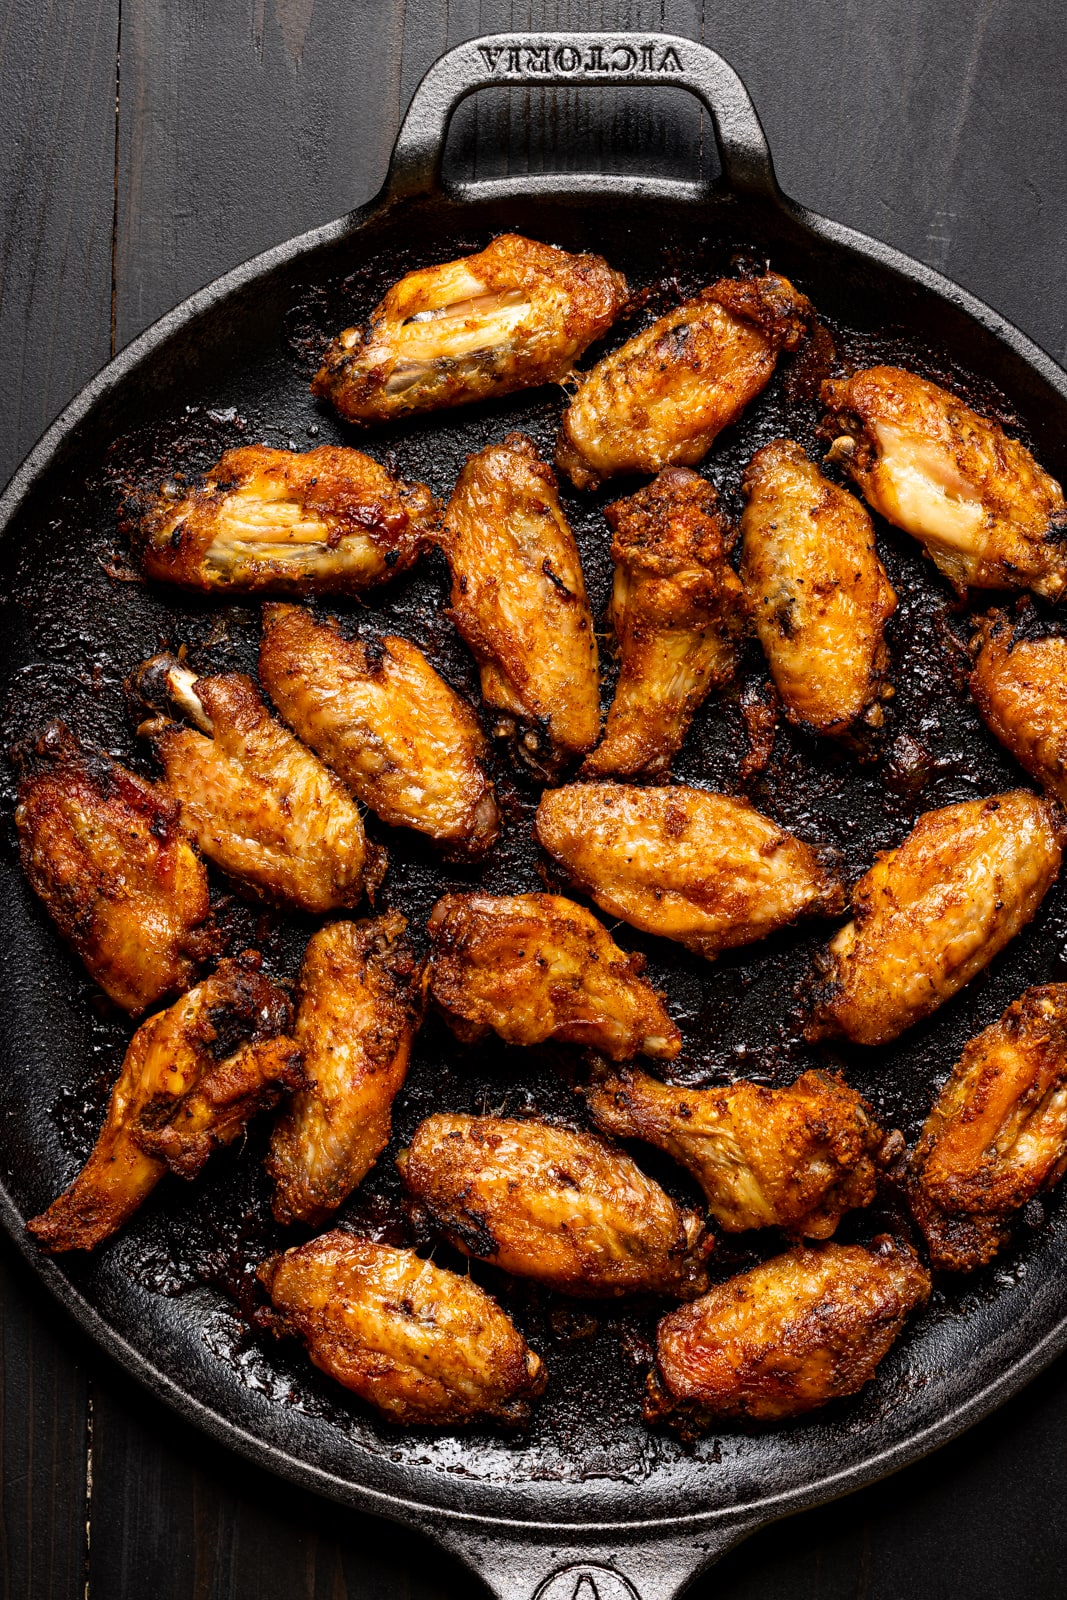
268 916 420 1226
427 891 681 1061
970 612 1067 802
28 954 301 1252
397 1114 708 1299
582 468 747 779
535 783 844 960
646 1236 929 1428
312 233 627 424
260 1232 545 1426
822 367 1067 598
555 272 814 491
810 791 1063 1047
586 1065 881 1237
126 445 436 595
440 433 600 777
741 439 897 736
258 603 499 855
14 722 216 1015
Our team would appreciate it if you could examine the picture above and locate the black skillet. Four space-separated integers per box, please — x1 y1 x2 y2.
3 31 1067 1600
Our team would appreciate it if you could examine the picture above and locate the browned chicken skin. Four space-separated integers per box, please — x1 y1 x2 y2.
556 272 814 491
810 791 1064 1047
535 783 844 960
312 233 627 423
741 439 897 736
426 891 681 1061
822 367 1067 598
586 1065 881 1237
440 433 600 778
258 603 499 856
397 1114 708 1299
268 915 420 1227
15 722 216 1015
582 468 747 779
260 1232 546 1426
970 612 1067 802
126 445 437 595
28 954 302 1252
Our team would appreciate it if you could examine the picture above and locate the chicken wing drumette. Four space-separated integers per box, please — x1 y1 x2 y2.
28 954 302 1252
260 1232 546 1426
258 603 499 856
970 612 1067 802
556 272 814 491
397 1114 708 1299
427 891 681 1061
312 233 627 424
741 439 897 736
440 433 600 778
822 367 1067 599
535 783 844 960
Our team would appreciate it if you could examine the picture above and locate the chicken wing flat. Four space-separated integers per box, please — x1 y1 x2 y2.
822 367 1067 598
258 603 499 855
646 1236 929 1428
28 954 301 1252
586 1065 881 1237
312 233 627 424
535 783 844 960
810 791 1063 1047
14 722 216 1015
440 433 600 778
268 915 420 1226
397 1114 708 1299
582 468 747 779
909 984 1067 1272
970 612 1067 802
127 445 437 596
427 891 681 1062
741 439 897 736
555 272 814 491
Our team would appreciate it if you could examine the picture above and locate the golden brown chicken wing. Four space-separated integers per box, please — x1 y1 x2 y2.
556 272 814 491
440 433 600 778
535 783 844 960
821 367 1067 598
810 791 1063 1047
258 603 499 856
28 954 301 1252
397 1114 708 1299
267 916 420 1227
126 445 437 595
312 233 627 424
646 1236 930 1428
426 891 681 1061
586 1065 881 1237
970 612 1067 802
582 468 747 779
14 722 216 1015
740 439 897 736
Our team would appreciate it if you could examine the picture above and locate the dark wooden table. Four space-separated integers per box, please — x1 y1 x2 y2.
2 2 1066 1594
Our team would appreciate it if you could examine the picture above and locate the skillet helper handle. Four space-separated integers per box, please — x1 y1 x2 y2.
384 31 779 203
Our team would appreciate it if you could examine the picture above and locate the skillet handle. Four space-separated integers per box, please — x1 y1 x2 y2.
383 31 778 204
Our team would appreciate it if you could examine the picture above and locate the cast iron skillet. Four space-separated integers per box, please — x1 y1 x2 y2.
3 32 1067 1600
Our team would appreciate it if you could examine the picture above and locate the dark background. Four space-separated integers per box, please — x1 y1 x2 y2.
2 1 1066 1595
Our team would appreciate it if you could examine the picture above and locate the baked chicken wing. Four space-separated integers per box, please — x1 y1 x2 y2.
397 1114 708 1299
822 366 1067 599
970 612 1067 802
260 1232 545 1426
440 433 600 778
28 954 301 1252
555 272 814 491
268 915 420 1226
312 233 627 424
258 603 499 856
741 439 897 736
810 791 1063 1047
426 891 681 1061
535 782 844 960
